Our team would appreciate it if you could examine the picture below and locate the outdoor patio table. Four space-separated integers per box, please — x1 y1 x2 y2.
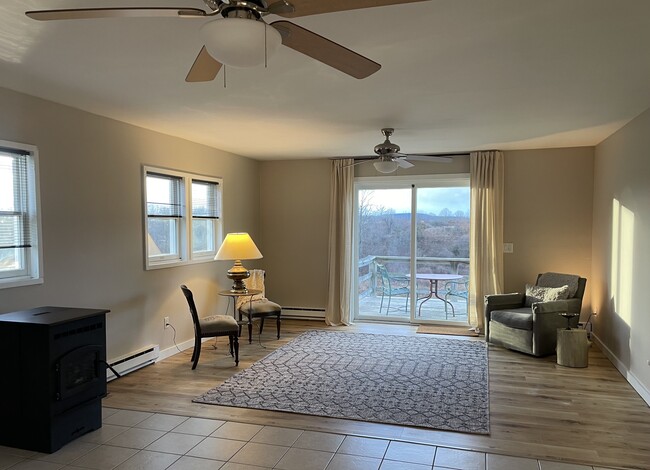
408 273 464 317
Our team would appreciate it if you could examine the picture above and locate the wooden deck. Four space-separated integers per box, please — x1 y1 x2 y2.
105 320 650 470
358 293 469 323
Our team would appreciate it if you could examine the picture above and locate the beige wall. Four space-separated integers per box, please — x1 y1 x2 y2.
0 86 259 359
257 157 472 311
592 107 650 398
260 151 596 316
503 147 594 316
258 159 330 309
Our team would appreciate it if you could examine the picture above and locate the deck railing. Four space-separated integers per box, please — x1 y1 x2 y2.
358 255 469 298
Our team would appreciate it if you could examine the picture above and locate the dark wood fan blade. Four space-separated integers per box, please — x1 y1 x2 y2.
25 7 206 21
268 0 296 15
271 21 380 79
274 0 428 18
185 46 222 82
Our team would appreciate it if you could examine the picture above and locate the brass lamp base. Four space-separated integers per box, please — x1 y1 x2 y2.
227 261 250 293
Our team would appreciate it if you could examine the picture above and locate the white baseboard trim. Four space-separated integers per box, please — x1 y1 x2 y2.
158 337 194 362
592 333 650 406
107 345 159 382
158 335 241 362
281 307 326 320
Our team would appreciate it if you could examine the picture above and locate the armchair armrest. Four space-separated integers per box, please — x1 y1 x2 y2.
531 299 575 356
485 292 525 309
532 300 569 315
566 298 582 314
484 293 525 339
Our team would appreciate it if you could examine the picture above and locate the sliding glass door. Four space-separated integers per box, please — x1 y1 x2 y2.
354 176 470 324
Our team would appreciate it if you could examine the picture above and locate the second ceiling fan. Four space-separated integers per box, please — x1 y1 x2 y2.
26 0 429 82
352 128 454 173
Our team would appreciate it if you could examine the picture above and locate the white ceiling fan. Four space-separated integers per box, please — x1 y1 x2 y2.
350 128 455 173
25 0 429 82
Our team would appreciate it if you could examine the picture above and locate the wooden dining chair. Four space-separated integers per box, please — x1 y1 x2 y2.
180 285 239 369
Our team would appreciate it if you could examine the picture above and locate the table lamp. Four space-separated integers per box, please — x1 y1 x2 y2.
214 232 263 293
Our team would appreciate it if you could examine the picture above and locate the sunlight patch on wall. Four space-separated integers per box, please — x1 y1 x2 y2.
610 198 634 326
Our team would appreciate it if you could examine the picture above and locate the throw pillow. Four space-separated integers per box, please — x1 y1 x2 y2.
524 284 570 307
537 272 580 298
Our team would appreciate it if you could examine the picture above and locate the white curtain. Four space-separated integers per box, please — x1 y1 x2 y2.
469 151 504 333
325 159 354 326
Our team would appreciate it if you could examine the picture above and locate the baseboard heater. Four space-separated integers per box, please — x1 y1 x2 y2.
282 307 326 320
106 344 159 382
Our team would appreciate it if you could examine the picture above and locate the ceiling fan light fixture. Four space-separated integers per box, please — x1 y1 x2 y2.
373 159 399 174
200 17 281 68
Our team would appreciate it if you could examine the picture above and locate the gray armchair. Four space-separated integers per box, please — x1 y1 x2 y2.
485 273 586 357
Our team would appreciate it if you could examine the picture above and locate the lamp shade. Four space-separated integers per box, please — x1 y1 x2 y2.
214 233 263 261
200 18 282 68
373 160 399 174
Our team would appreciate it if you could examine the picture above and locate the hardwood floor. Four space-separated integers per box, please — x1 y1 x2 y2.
105 320 650 470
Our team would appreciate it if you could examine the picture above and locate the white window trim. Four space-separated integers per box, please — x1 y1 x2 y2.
0 139 43 289
143 165 222 270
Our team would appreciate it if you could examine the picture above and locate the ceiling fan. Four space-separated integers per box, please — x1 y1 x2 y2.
25 0 429 82
351 128 454 173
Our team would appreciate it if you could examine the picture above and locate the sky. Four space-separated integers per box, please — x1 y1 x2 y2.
361 187 470 215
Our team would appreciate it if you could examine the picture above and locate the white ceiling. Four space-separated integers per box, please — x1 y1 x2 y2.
1 0 650 160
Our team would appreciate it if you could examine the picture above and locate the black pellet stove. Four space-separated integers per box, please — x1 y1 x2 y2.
0 306 109 453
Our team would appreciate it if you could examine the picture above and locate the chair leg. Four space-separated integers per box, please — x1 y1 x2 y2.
190 336 197 362
386 295 392 315
238 311 243 337
232 334 239 366
248 320 253 344
379 293 385 314
228 335 234 357
259 317 265 335
276 314 281 339
191 336 201 370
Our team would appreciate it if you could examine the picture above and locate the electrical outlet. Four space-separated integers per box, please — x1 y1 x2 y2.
503 243 514 253
164 316 170 329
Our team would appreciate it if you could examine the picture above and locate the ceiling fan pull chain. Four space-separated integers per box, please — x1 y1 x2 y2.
223 65 227 88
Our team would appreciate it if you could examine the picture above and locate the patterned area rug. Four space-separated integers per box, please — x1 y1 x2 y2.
194 330 490 434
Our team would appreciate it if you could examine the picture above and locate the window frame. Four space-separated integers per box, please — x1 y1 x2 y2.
352 173 470 324
143 165 222 270
190 179 221 260
0 140 43 289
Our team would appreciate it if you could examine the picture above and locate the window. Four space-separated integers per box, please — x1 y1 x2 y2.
191 180 220 257
143 166 222 269
353 174 470 324
0 141 42 288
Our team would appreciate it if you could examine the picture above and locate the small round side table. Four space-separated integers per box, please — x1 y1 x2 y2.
218 289 262 320
557 328 590 367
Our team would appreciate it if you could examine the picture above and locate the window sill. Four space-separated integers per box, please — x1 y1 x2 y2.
145 257 216 271
0 276 44 290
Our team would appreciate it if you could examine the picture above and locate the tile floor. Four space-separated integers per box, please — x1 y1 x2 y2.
0 408 619 470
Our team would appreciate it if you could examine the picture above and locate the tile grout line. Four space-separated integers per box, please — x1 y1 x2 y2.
0 408 612 470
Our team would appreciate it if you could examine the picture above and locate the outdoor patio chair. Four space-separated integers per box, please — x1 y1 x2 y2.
376 263 410 315
444 278 469 319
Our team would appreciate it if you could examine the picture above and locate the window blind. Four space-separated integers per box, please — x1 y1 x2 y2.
191 180 220 219
146 172 183 218
0 150 32 250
